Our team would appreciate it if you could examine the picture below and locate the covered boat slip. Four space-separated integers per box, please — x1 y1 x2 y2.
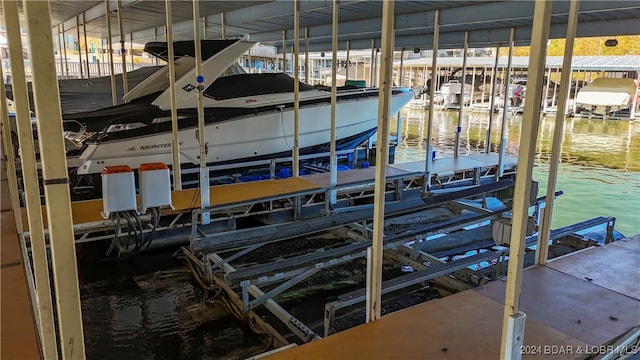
19 154 512 228
266 235 640 360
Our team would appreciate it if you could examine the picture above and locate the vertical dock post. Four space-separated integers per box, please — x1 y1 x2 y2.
165 0 182 191
76 16 83 79
83 14 90 79
2 2 58 356
220 13 226 39
455 31 469 158
192 0 210 224
117 0 128 94
329 0 338 205
24 0 87 357
497 27 515 180
536 0 579 265
105 0 117 105
304 27 310 84
293 1 300 178
61 23 69 78
485 43 500 154
396 48 404 145
346 40 351 82
424 10 440 192
499 1 552 359
0 62 22 236
367 0 394 322
369 39 375 86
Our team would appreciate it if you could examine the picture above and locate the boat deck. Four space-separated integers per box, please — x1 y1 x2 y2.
267 235 640 360
22 154 513 228
1 159 41 359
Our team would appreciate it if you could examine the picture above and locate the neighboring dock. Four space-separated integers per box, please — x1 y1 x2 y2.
266 234 640 360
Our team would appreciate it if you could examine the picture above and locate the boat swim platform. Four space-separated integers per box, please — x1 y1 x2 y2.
20 153 517 229
267 235 640 360
1 161 41 359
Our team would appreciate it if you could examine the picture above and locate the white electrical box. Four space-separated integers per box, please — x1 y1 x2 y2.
492 217 536 245
101 165 137 219
139 162 173 213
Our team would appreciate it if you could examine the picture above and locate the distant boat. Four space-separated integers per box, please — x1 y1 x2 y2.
575 78 638 119
440 80 473 109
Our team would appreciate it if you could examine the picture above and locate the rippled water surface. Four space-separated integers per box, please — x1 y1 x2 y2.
78 248 265 359
394 108 640 236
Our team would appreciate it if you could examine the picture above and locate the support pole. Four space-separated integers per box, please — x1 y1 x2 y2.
396 48 404 144
57 25 63 76
201 16 206 39
61 23 69 78
105 0 117 105
543 67 552 112
398 49 404 86
0 55 23 237
369 39 375 86
220 13 226 39
536 0 579 265
192 0 210 224
117 0 128 94
129 34 134 66
367 0 394 322
165 0 182 191
500 1 552 359
424 10 440 191
454 32 469 158
304 27 309 84
572 70 580 115
497 28 515 180
2 2 58 356
24 1 87 358
470 66 476 105
485 44 500 154
153 27 159 65
329 0 338 203
83 14 90 79
76 16 83 79
293 0 300 177
345 40 350 82
282 30 286 73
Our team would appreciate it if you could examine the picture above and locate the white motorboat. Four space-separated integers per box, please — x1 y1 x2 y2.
65 38 413 189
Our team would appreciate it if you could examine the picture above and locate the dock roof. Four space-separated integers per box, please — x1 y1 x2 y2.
400 55 640 72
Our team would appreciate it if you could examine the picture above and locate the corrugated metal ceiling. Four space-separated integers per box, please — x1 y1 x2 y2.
5 1 640 51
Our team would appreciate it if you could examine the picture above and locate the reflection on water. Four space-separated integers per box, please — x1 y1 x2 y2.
394 108 640 235
78 248 264 359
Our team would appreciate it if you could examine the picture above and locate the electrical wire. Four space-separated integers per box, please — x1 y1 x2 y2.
105 208 161 259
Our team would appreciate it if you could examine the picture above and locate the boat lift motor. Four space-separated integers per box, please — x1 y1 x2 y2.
139 162 174 213
101 165 137 219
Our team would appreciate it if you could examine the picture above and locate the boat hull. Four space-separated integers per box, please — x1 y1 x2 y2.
76 89 413 175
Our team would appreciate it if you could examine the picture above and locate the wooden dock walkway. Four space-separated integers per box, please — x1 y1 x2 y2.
1 158 41 359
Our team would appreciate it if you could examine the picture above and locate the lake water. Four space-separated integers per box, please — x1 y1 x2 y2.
393 108 640 236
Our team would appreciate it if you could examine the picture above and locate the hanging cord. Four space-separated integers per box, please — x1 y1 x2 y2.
278 105 293 150
141 207 160 251
106 212 121 257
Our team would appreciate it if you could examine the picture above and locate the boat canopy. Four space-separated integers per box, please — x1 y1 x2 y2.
144 39 240 61
576 78 637 106
204 73 316 100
